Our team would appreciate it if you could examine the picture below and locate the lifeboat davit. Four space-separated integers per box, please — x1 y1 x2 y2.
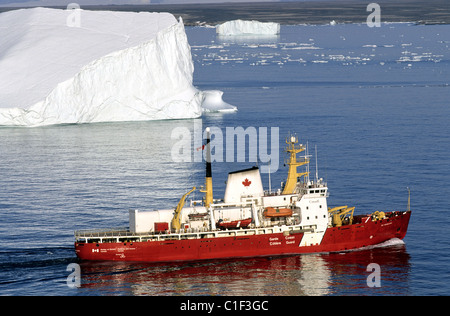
264 207 293 218
217 218 252 230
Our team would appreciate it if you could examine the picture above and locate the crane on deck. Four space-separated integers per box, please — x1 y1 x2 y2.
171 187 196 232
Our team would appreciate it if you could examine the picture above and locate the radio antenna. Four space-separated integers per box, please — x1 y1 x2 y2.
407 187 411 212
315 145 319 183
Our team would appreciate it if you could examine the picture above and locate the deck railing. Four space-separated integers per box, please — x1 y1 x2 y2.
74 224 317 244
74 227 129 238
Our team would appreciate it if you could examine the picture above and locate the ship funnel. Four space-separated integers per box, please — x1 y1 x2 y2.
204 127 213 206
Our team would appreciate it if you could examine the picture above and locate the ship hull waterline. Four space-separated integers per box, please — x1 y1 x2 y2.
75 211 410 263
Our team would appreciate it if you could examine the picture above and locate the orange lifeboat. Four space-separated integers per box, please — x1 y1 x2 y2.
264 207 293 218
217 218 252 230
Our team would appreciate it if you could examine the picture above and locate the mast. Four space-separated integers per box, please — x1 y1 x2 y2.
282 134 310 194
315 145 319 183
306 141 310 183
407 187 411 212
268 162 272 194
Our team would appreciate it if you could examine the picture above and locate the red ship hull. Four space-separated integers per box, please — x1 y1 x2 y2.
75 211 410 263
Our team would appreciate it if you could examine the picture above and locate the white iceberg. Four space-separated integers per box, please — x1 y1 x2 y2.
0 8 204 126
201 90 237 113
216 20 280 36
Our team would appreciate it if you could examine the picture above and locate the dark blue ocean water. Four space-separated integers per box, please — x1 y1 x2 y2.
0 24 449 296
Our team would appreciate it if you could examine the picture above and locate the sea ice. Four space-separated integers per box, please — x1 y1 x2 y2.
201 90 237 113
216 20 280 36
0 8 208 126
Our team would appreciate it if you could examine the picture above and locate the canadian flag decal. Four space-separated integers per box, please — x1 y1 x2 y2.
242 178 251 187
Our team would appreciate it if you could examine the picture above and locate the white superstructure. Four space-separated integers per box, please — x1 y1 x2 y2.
129 134 330 249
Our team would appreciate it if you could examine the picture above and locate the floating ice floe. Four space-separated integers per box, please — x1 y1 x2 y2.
201 90 237 113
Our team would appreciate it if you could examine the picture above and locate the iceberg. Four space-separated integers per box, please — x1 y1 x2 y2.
0 8 203 126
201 90 237 113
216 20 280 36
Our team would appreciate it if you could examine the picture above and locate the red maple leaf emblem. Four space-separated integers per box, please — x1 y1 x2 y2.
242 178 251 187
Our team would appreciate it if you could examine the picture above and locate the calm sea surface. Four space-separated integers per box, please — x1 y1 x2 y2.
0 23 449 296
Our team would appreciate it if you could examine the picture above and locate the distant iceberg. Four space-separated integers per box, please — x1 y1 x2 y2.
216 20 280 36
0 8 205 126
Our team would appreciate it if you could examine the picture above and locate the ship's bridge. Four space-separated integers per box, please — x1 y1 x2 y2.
295 178 329 198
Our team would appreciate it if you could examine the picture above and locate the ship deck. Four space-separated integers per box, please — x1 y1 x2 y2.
74 224 317 244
